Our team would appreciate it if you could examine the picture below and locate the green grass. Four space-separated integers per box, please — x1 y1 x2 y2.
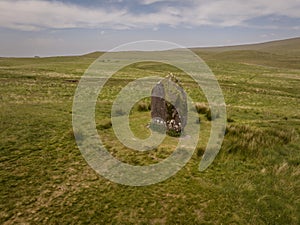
0 38 300 224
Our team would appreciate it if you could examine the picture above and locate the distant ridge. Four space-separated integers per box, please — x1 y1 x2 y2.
191 37 300 56
80 38 300 69
82 37 300 58
81 51 104 58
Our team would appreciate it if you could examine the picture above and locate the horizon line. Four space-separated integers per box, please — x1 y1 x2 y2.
1 36 299 58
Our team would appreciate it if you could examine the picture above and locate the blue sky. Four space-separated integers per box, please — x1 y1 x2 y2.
0 0 300 56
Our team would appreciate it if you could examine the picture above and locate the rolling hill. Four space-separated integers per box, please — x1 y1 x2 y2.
0 37 299 224
192 37 300 69
192 37 300 55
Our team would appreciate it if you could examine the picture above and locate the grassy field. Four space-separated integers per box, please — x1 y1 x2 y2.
0 38 299 224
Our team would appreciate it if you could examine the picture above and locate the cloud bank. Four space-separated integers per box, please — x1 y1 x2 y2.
0 0 300 31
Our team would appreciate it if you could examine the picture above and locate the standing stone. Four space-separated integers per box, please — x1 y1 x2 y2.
150 74 187 135
151 82 166 122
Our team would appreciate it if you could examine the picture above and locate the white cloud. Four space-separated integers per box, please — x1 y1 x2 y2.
0 0 300 31
141 0 169 5
0 0 128 31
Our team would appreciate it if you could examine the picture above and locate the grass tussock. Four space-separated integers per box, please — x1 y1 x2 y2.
222 124 298 157
137 101 151 112
194 102 221 121
194 102 209 114
206 108 220 121
97 118 112 130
